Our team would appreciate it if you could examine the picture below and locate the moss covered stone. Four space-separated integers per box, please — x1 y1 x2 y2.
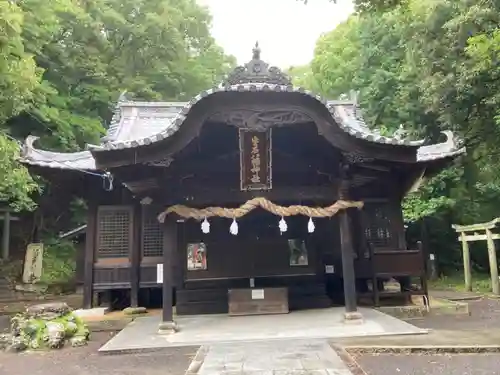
2 302 90 352
123 306 147 315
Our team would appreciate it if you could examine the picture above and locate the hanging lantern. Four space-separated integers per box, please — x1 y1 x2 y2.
230 218 239 235
201 217 210 234
307 217 315 233
279 216 288 233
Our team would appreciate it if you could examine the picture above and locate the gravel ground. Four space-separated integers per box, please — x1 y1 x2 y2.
356 353 500 375
0 331 198 375
410 297 500 331
354 297 500 375
0 315 9 332
1 295 499 375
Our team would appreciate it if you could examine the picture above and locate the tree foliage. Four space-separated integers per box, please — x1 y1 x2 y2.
0 0 237 272
301 0 500 271
298 0 405 13
0 0 234 216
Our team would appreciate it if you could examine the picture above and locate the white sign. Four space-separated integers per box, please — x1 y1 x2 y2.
251 289 265 300
157 263 163 284
249 278 255 288
325 265 335 274
22 243 44 284
429 254 435 261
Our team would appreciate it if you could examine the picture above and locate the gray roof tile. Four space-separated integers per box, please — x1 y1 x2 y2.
19 80 465 170
21 136 96 170
416 131 466 161
91 83 429 152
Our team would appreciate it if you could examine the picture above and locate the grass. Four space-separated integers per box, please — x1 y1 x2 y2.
429 272 492 293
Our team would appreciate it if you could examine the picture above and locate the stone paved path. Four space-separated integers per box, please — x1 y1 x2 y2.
194 339 352 375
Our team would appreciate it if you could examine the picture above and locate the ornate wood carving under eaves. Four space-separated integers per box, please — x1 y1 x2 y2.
222 42 292 86
144 157 173 168
209 108 312 130
342 152 374 164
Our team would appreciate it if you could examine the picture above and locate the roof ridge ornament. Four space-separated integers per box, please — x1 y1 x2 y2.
222 42 292 86
252 41 261 60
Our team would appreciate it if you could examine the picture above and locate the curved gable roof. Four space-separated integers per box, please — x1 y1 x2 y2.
89 83 426 153
19 44 465 171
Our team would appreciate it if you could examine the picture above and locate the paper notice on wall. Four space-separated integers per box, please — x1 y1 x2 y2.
251 289 265 300
325 265 335 274
157 264 163 284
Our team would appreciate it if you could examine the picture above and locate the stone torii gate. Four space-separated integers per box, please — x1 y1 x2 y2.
452 218 500 295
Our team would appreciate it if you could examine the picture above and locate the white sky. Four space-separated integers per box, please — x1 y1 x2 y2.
198 0 354 68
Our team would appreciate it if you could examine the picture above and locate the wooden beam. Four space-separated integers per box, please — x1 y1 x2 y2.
83 204 97 309
159 216 178 334
486 229 500 295
0 215 19 221
130 204 141 307
460 232 472 292
337 171 361 319
1 211 9 260
159 186 340 206
457 233 500 242
452 218 500 232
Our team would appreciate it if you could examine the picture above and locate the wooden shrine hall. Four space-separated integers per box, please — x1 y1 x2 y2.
20 44 465 333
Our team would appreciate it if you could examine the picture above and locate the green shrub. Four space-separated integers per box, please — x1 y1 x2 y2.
39 239 76 286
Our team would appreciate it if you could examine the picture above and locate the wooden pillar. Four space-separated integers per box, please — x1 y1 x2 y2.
83 204 97 309
339 209 361 319
2 210 10 260
339 163 362 322
159 216 178 334
130 204 141 308
460 232 472 292
485 229 499 295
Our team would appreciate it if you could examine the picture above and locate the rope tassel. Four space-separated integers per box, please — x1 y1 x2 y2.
201 217 210 234
229 218 238 235
307 217 315 233
279 216 287 233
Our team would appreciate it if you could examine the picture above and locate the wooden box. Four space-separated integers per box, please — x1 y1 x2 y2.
228 287 289 316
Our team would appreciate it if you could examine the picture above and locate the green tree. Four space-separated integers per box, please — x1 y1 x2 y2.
10 0 235 151
0 0 235 218
0 0 41 211
0 135 39 211
308 0 500 271
298 0 405 13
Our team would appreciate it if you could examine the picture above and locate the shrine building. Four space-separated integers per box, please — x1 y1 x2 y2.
20 45 465 332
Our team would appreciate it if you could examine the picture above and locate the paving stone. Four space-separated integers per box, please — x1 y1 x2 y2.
99 308 426 352
272 370 329 375
325 370 353 375
197 339 352 375
301 359 344 370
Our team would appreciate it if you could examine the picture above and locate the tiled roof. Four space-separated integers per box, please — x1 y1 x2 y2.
103 100 187 143
19 45 465 170
21 136 96 170
416 131 466 162
19 93 465 171
90 83 427 152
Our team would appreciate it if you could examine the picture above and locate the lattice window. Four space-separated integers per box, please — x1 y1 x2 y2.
96 206 132 258
142 207 163 257
363 203 393 248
